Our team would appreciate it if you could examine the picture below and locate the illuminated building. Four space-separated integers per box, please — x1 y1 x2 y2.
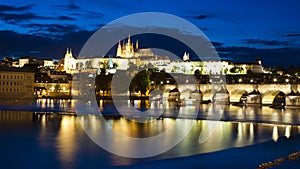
0 67 35 99
62 34 264 75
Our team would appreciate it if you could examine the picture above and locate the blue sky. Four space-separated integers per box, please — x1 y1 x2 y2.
0 0 300 66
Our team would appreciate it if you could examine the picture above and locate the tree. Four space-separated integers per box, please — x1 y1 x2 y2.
95 74 112 96
130 70 150 97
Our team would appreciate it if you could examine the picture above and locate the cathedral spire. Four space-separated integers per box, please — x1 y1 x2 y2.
136 40 138 50
128 34 131 44
117 40 122 57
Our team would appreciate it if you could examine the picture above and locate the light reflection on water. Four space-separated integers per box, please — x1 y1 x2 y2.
1 110 300 167
1 99 300 125
1 99 300 168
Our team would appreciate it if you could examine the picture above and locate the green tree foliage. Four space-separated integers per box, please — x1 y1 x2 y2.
130 70 150 97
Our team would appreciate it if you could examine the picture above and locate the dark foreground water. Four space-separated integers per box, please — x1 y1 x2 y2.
0 99 300 168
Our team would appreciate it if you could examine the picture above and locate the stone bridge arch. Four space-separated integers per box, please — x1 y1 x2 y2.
262 90 286 106
230 89 247 103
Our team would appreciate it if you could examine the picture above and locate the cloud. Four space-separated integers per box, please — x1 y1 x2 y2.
18 23 82 39
0 30 92 59
70 11 104 19
284 33 300 37
0 12 47 24
242 39 290 46
0 11 75 24
211 41 223 47
103 1 141 11
24 23 80 36
216 46 300 67
53 1 80 10
186 14 210 20
56 15 76 21
83 11 104 19
0 4 34 12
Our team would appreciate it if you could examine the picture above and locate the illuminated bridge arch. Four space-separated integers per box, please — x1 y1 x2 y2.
230 89 247 103
262 90 286 106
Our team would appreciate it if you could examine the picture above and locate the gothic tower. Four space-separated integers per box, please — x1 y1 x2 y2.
117 40 122 57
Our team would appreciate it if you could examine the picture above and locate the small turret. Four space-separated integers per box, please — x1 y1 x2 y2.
183 52 190 61
66 48 69 55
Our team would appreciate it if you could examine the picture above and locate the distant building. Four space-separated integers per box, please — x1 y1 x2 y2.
17 56 39 67
0 67 35 99
41 59 55 68
18 57 30 67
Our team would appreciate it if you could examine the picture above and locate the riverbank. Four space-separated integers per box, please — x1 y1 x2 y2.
109 135 300 169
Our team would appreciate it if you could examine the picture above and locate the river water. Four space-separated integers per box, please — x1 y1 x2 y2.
0 99 300 168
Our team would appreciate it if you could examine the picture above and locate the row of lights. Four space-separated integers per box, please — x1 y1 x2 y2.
151 78 292 84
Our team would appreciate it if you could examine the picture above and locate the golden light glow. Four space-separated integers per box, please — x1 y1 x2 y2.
272 125 279 142
249 123 254 141
285 125 291 139
57 116 77 167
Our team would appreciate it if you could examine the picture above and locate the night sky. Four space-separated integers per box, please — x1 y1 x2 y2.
0 0 300 66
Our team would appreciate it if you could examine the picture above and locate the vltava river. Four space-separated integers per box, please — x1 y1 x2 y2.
0 99 300 168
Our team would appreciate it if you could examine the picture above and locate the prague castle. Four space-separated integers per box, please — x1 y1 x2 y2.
62 35 264 75
116 35 154 58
